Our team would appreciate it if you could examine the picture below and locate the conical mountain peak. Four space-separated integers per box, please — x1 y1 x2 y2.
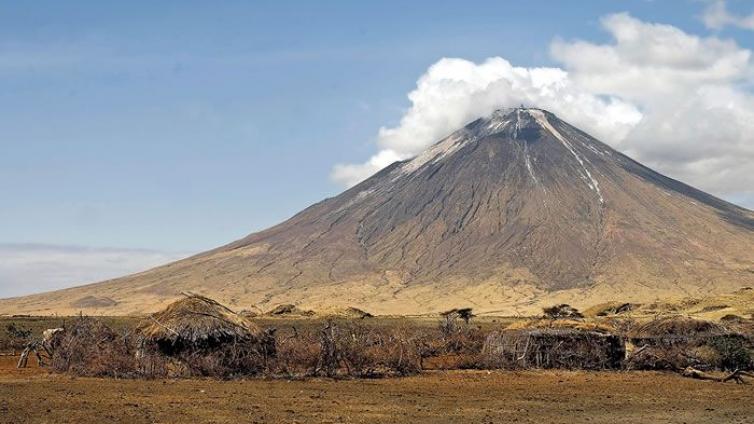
384 107 609 208
2 108 753 316
392 107 556 179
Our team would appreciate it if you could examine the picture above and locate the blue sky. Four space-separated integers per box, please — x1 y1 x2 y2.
1 1 753 297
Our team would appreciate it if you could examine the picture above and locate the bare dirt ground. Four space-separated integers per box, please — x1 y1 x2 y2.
1 357 753 424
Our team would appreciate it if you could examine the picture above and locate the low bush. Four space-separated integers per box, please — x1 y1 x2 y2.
3 323 32 353
708 335 752 371
267 323 421 378
270 330 320 377
52 317 138 378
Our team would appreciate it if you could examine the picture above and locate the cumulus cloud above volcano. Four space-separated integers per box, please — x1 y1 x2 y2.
331 13 754 207
330 57 642 188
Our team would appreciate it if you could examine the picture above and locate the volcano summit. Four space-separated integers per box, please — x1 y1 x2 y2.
4 108 754 315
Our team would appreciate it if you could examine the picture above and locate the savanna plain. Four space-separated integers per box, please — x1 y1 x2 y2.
1 315 753 424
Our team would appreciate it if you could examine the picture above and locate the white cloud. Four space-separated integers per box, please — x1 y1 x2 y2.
702 0 754 30
331 56 641 188
0 244 190 298
552 13 754 197
331 13 754 208
330 149 404 188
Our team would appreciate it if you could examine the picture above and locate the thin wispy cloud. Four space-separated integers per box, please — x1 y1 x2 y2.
702 0 754 30
0 244 191 298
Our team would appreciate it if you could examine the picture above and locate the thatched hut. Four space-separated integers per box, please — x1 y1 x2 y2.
139 295 272 355
584 302 639 317
264 303 315 316
505 318 613 332
626 316 752 371
721 317 754 338
628 316 728 347
542 304 584 319
483 320 624 370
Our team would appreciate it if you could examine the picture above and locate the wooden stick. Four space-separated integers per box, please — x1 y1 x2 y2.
17 346 31 368
681 367 752 384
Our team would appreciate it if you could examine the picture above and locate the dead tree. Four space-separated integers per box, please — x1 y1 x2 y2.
316 323 340 377
681 367 754 384
17 328 63 368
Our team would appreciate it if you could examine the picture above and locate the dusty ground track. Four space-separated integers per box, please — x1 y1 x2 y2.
1 357 753 424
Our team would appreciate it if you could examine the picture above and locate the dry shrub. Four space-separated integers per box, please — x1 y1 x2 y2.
438 315 485 354
271 330 321 377
52 316 138 378
268 322 420 378
336 325 420 377
3 323 32 353
401 314 487 370
424 315 486 369
317 323 420 377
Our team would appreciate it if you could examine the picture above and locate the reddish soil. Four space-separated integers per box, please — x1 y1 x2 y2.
1 357 753 423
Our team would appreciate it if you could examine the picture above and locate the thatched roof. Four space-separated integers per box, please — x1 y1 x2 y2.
719 316 754 336
506 318 614 333
720 314 745 323
322 307 374 319
139 295 264 347
583 302 638 317
264 303 315 316
628 316 727 340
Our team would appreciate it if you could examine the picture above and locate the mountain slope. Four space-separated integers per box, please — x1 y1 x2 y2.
3 108 754 316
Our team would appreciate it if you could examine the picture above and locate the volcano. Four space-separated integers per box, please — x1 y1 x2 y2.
4 108 754 315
